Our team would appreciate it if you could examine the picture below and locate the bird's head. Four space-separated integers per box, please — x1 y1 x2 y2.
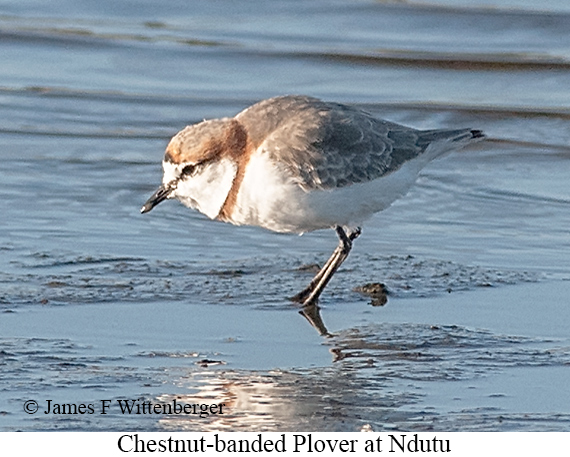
141 118 245 219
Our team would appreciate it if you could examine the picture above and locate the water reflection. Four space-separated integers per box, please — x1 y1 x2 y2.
2 316 570 431
298 281 388 337
157 366 417 432
2 0 570 434
156 322 570 432
298 304 331 337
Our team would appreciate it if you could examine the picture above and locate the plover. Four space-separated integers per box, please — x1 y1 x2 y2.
142 95 484 307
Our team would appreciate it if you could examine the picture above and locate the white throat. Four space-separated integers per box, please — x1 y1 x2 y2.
163 159 237 220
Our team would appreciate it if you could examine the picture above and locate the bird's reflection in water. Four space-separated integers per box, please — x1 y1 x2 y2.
154 317 566 432
298 282 389 337
298 303 331 337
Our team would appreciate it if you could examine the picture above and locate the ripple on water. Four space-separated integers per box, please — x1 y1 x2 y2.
2 321 569 431
1 251 541 309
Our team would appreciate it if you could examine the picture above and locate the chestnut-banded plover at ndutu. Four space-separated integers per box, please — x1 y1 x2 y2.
141 95 484 310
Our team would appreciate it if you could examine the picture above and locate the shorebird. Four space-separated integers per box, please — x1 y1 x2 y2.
141 95 484 308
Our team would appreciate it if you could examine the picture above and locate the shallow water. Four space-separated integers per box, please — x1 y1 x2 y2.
1 0 569 431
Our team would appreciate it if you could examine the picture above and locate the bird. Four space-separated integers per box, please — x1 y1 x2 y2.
141 95 484 308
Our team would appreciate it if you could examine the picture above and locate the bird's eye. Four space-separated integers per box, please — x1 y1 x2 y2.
181 164 197 177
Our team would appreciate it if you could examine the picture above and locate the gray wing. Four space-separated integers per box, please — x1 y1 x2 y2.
242 96 435 191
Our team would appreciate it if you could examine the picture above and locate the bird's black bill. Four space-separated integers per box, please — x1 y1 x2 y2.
141 184 171 214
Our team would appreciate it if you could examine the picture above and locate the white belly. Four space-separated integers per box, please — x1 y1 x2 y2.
230 151 425 233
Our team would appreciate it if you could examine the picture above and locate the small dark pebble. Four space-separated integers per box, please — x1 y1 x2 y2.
195 359 226 367
354 283 389 307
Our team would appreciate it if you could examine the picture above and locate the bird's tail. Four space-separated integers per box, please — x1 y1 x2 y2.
419 128 484 144
418 128 485 162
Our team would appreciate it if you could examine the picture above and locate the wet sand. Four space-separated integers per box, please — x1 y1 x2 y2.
1 0 570 432
1 278 569 431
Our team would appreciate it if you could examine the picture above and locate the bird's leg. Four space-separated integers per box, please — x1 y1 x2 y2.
291 226 361 306
290 240 343 303
301 226 360 306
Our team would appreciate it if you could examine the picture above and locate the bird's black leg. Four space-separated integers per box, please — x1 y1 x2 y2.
291 226 361 306
290 239 343 303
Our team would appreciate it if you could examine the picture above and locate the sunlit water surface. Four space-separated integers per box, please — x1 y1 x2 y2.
1 0 569 431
